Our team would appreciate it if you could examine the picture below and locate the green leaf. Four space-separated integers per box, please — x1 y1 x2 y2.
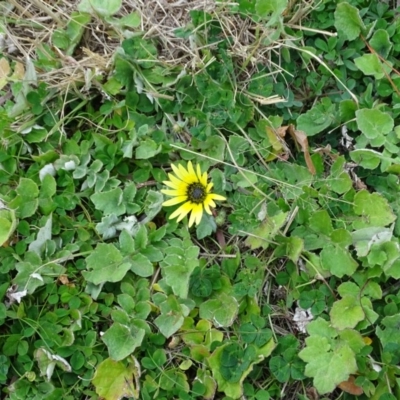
129 253 154 277
102 323 145 361
309 210 333 236
354 53 387 79
91 188 125 216
297 98 335 136
299 336 357 394
161 239 199 298
350 149 382 169
369 29 392 59
34 348 71 381
199 293 239 328
245 211 288 250
154 295 188 338
88 0 122 17
356 108 393 140
208 340 275 398
334 2 365 41
353 190 396 229
92 358 139 400
320 243 358 278
255 0 287 25
9 178 39 218
0 207 16 247
330 296 365 330
135 139 161 159
82 243 131 284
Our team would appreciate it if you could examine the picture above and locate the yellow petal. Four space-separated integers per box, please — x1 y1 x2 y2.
171 164 186 181
204 197 216 208
189 203 203 227
196 164 202 181
161 189 187 196
170 201 194 221
188 161 196 178
167 173 184 186
208 193 226 201
204 201 212 215
163 180 179 189
207 182 213 192
162 196 187 206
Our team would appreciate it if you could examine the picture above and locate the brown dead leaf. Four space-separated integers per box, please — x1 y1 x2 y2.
11 61 25 80
288 124 316 175
58 275 75 287
0 57 11 90
338 375 363 395
305 387 319 400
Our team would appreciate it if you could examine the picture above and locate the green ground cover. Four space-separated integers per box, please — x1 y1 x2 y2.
1 0 400 399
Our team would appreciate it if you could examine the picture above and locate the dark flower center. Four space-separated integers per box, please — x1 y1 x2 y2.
187 183 206 204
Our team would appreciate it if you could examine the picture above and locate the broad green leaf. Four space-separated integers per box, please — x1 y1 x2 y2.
161 239 199 298
299 336 357 394
369 29 392 59
309 210 333 236
135 139 161 159
297 98 335 136
0 207 16 247
91 188 125 216
351 226 392 257
353 190 396 229
28 214 52 255
334 2 365 41
245 211 287 249
350 149 382 169
92 358 139 400
356 109 393 140
9 178 39 218
129 253 154 277
154 295 187 337
89 0 121 16
354 54 385 79
320 243 358 278
102 323 145 361
199 293 239 328
330 296 365 330
208 340 275 398
82 243 131 284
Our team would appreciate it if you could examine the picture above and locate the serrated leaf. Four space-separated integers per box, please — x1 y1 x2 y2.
356 108 393 140
354 54 386 79
92 358 139 400
91 188 125 216
350 149 382 169
82 243 131 284
334 2 365 41
330 296 365 330
320 243 358 278
102 323 145 361
135 139 161 159
353 190 396 229
245 211 287 250
297 99 335 136
299 335 357 394
129 252 154 277
199 293 239 328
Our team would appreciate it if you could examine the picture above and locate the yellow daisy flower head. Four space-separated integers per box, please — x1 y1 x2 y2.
161 161 226 227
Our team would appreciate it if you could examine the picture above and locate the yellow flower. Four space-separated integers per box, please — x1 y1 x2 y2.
161 161 226 227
